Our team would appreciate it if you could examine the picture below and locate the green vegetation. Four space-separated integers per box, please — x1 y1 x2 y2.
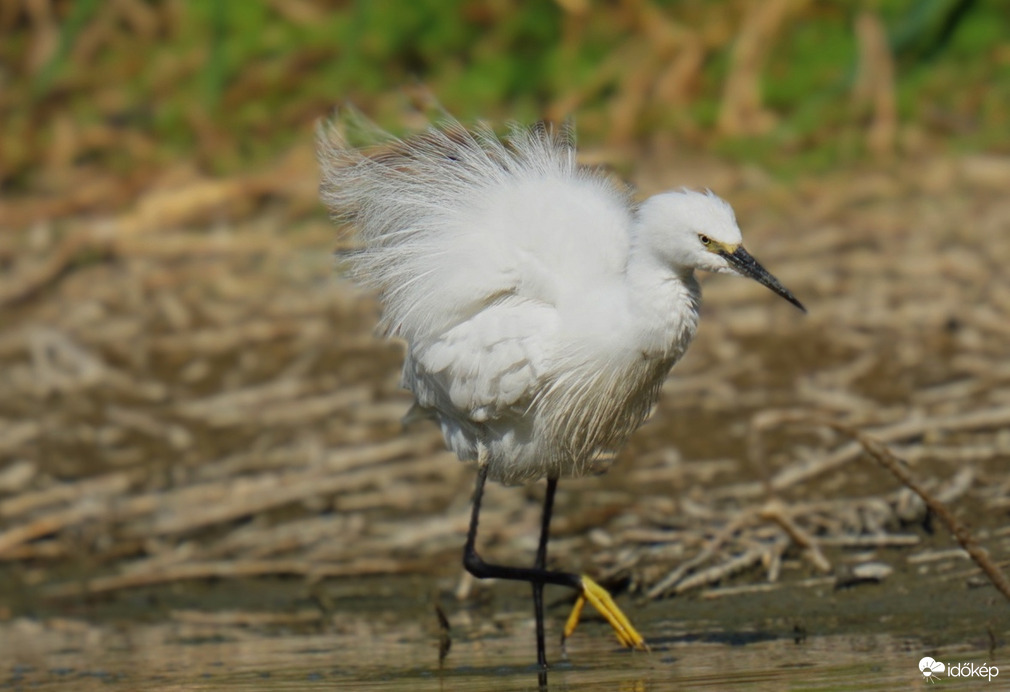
2 0 1008 192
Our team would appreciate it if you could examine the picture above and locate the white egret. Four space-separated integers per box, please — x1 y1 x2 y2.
318 114 804 669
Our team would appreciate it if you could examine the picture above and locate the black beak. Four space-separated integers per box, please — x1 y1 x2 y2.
720 246 806 313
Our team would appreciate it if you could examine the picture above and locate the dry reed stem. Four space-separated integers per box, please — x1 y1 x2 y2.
44 557 419 598
0 472 132 519
717 0 797 136
746 411 1010 601
673 535 789 594
169 608 324 627
753 406 1010 492
854 11 897 156
758 499 832 573
823 421 1010 603
646 510 759 598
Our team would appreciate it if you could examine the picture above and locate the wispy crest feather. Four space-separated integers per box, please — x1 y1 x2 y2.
318 113 582 340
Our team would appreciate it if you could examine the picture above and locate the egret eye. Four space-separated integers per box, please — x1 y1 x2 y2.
698 234 711 246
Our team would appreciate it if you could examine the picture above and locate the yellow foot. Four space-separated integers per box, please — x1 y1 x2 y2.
562 575 648 651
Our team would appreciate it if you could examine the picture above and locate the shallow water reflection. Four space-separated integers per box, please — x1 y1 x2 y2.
3 610 998 691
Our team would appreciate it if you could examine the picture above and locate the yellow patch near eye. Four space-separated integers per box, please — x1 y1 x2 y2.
698 234 739 254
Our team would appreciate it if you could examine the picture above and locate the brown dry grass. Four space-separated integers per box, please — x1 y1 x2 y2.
1 136 1009 611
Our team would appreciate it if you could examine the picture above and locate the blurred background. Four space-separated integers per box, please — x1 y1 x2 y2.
3 0 1008 202
2 0 1010 685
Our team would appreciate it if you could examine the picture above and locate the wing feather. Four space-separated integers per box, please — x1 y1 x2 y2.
406 298 557 421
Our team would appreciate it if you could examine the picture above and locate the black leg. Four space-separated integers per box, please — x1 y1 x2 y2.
463 466 580 590
532 477 558 670
463 464 646 680
463 466 581 672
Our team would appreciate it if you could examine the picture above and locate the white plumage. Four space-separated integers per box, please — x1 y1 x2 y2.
318 115 803 484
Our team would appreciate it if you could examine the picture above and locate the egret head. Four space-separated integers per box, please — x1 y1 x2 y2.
637 189 805 312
